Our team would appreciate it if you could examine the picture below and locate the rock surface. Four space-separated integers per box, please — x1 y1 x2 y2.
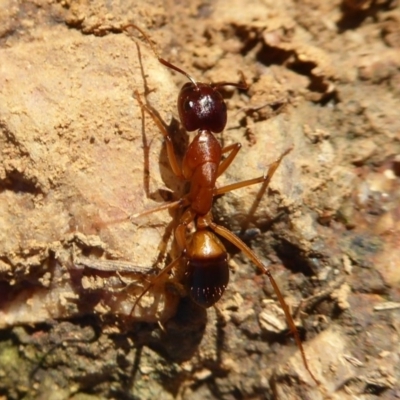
1 0 400 399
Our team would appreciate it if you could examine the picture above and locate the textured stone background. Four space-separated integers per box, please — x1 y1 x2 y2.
1 0 400 399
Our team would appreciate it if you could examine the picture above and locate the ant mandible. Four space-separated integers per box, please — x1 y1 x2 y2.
123 23 318 385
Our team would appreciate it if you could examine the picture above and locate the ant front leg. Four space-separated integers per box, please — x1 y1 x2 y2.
134 90 184 180
214 147 293 197
217 143 242 177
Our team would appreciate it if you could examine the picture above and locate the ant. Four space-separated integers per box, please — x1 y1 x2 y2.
122 23 319 385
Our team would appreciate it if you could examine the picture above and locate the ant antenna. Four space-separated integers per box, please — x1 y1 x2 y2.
211 71 249 91
123 23 199 88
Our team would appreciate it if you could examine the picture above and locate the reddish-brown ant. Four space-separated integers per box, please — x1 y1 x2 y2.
123 24 319 385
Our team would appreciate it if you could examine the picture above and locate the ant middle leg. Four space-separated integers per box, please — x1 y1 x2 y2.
128 146 292 220
217 143 242 177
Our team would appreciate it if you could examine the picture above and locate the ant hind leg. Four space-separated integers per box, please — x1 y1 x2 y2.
209 220 319 385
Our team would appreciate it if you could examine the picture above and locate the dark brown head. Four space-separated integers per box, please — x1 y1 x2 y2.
178 82 227 133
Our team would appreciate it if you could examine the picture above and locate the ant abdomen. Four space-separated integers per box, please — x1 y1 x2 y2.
178 83 227 133
185 230 229 308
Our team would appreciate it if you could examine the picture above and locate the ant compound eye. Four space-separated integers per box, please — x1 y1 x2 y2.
184 99 194 112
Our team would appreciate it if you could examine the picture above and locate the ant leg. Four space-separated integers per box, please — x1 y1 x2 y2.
134 90 184 179
217 143 242 177
129 197 189 220
130 209 195 315
173 208 196 250
95 198 189 229
130 256 182 316
208 220 319 385
214 147 293 196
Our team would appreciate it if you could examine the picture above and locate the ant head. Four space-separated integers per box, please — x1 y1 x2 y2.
123 24 247 134
178 82 227 133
